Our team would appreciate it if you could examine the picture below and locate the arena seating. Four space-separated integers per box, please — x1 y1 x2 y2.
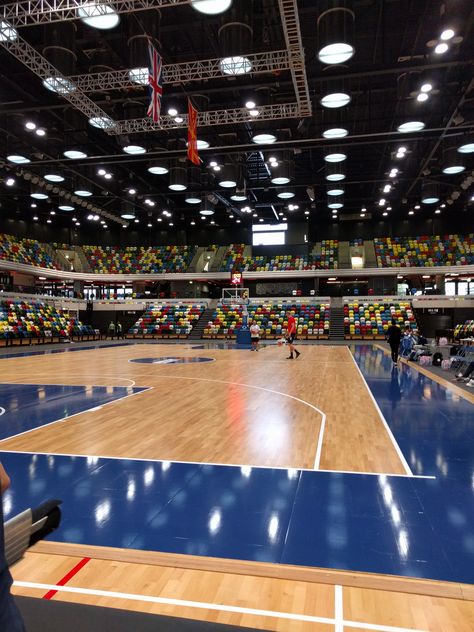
0 300 95 345
454 320 474 340
203 302 330 339
350 238 364 246
128 303 205 338
240 254 311 272
219 244 246 271
374 234 474 267
311 240 339 269
82 245 196 273
344 301 416 339
0 233 57 269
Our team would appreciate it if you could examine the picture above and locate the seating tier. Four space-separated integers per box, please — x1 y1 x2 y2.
344 301 416 338
128 303 205 337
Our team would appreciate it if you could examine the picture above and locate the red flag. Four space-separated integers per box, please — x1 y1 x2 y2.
187 99 200 165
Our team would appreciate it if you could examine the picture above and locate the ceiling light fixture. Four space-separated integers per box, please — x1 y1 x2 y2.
191 0 232 15
185 195 201 204
43 77 76 94
168 167 187 191
148 164 169 175
277 190 295 199
421 182 440 204
89 116 115 130
317 4 355 65
5 178 15 186
324 151 347 163
74 189 93 197
220 56 252 75
59 205 74 211
442 146 465 174
63 149 87 159
44 173 65 183
457 135 474 154
77 2 120 30
7 155 30 164
128 67 148 86
320 92 351 108
397 121 425 133
440 29 455 40
252 133 276 145
420 83 433 93
25 122 36 130
322 127 348 139
434 42 449 54
417 93 429 102
123 145 146 155
0 20 18 42
31 192 48 200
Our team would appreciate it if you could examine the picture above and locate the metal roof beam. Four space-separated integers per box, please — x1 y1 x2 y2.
69 50 291 92
1 0 190 28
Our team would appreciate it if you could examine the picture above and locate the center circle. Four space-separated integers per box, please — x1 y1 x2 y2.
129 357 215 364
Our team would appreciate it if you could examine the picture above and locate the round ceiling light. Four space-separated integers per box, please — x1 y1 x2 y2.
77 2 120 29
328 200 343 209
318 43 354 65
191 0 232 15
271 176 290 185
196 140 209 149
30 192 48 200
0 20 18 42
169 183 187 191
74 189 93 197
7 154 30 164
43 77 76 95
89 116 115 130
324 152 347 163
128 68 149 86
327 186 344 196
123 145 146 155
219 180 237 188
44 174 65 183
63 149 87 159
59 205 74 211
322 127 348 139
320 92 351 108
220 56 252 75
326 172 345 181
442 165 465 175
121 213 135 220
458 141 474 154
200 209 215 216
148 165 169 175
277 191 295 199
185 195 201 204
252 133 277 145
397 121 425 133
231 193 247 201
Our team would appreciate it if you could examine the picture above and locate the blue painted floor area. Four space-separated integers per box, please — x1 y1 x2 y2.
1 451 473 584
0 383 147 440
351 345 474 482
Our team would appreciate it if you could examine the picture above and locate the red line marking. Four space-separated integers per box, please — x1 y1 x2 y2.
42 557 91 600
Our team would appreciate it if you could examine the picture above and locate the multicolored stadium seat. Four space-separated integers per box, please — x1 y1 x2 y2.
82 245 197 273
128 303 205 337
0 300 94 344
311 240 339 269
240 254 311 272
0 233 57 269
344 301 416 338
203 302 330 339
350 238 364 246
454 320 474 340
220 244 246 272
374 234 474 267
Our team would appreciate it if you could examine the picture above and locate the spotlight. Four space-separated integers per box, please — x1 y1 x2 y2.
434 42 449 54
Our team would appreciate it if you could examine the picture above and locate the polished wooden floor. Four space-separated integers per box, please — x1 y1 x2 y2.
2 342 473 630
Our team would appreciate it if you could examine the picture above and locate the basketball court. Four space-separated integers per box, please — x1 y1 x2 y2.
1 339 473 631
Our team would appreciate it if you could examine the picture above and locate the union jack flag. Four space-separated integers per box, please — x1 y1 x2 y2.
147 43 163 123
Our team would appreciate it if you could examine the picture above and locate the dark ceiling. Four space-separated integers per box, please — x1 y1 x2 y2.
0 0 473 236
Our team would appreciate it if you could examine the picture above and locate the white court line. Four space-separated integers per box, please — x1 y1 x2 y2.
0 377 136 387
118 373 327 472
0 387 152 443
346 348 413 477
12 581 426 632
0 450 435 479
0 407 5 417
335 585 344 632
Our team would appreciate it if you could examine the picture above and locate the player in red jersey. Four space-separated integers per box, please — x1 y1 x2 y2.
285 313 300 359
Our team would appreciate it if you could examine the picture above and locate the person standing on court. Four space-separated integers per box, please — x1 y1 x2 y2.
250 320 260 352
386 319 402 365
0 461 26 631
107 320 115 339
286 312 300 360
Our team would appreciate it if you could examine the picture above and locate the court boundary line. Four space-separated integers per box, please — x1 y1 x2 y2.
0 386 152 443
346 348 413 477
0 450 435 479
335 585 344 632
12 580 427 632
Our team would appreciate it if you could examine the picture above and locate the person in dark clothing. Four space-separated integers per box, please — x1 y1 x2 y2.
386 319 402 365
0 461 26 632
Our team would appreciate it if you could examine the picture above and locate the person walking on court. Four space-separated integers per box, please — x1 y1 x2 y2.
0 461 26 632
386 319 402 365
250 320 260 352
286 312 300 360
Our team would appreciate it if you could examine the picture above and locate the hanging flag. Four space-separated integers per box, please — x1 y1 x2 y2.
147 43 163 123
187 99 200 165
